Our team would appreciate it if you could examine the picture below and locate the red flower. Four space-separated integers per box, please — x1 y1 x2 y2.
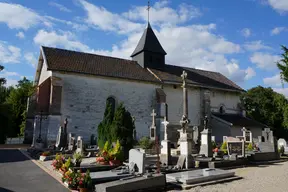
79 181 83 185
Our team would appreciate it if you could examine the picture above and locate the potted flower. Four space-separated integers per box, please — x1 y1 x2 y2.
73 152 83 167
51 153 65 170
108 140 123 166
39 151 51 161
78 170 92 192
60 157 73 175
62 170 80 190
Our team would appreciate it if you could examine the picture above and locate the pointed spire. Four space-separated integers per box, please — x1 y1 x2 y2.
130 22 166 57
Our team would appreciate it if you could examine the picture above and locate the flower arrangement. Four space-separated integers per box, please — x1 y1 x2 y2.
41 151 50 156
220 142 228 154
51 153 65 170
62 170 80 190
78 170 92 191
60 157 74 174
96 140 123 166
73 152 83 167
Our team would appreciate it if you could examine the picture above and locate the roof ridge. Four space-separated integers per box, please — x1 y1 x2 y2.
165 63 221 74
41 46 137 64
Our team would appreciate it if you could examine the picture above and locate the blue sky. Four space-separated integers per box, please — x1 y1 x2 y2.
0 0 287 95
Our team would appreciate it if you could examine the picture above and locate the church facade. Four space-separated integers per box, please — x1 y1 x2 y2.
25 23 266 146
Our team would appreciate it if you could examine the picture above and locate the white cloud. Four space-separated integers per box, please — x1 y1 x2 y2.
49 2 71 12
0 70 20 87
0 70 20 77
250 52 281 70
263 74 282 86
123 1 201 25
34 29 91 52
245 67 256 80
0 2 46 30
271 27 287 35
24 52 38 68
45 16 89 31
267 0 288 12
273 88 288 97
16 31 25 39
0 42 21 64
241 28 251 38
244 41 272 51
4 79 19 87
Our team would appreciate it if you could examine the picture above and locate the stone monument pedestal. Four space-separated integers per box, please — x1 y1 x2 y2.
178 130 194 169
160 140 171 166
199 129 212 157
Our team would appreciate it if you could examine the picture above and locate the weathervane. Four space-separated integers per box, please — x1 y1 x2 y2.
147 0 151 22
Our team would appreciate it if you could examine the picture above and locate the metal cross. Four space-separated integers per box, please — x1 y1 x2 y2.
162 117 169 140
181 70 187 88
147 0 151 22
151 109 156 126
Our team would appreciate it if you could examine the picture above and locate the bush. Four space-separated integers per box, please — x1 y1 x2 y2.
279 145 285 155
139 137 153 149
221 142 228 154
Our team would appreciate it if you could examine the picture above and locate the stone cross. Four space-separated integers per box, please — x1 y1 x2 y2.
180 70 190 133
181 70 187 88
203 115 209 129
162 117 169 140
151 109 156 126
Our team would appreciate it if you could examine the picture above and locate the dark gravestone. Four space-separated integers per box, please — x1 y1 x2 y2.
90 134 97 146
227 141 244 157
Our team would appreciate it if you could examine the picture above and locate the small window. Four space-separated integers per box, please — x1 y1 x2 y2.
106 96 116 114
219 105 226 114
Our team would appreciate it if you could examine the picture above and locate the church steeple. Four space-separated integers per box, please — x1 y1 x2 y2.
131 22 167 69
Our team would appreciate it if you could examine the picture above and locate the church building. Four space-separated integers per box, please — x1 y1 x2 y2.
25 22 266 146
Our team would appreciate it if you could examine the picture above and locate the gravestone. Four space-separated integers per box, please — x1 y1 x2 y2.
129 149 145 174
227 141 245 157
68 133 76 151
90 134 97 146
55 126 64 150
199 116 213 157
160 117 172 165
176 155 186 170
150 109 157 141
76 136 84 154
278 138 287 148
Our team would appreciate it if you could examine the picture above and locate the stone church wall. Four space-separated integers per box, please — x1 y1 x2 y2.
38 59 52 85
163 85 201 126
54 72 159 142
210 90 241 114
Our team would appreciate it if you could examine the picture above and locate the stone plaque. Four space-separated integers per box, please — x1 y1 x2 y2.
227 141 244 156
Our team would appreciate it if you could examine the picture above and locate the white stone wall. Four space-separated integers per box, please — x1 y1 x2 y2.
38 60 52 85
163 85 201 126
210 90 241 114
54 72 159 142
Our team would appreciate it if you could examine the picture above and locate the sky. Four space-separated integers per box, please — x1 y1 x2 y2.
0 0 287 95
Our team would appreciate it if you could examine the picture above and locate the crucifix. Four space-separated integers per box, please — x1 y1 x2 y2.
150 109 157 139
162 117 169 140
147 0 151 23
151 109 156 127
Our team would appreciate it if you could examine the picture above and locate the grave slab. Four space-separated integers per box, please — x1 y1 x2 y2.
166 168 235 185
94 174 166 192
90 170 133 184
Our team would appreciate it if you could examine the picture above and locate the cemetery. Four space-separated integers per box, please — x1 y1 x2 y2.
23 70 288 192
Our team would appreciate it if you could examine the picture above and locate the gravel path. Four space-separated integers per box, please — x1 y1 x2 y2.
170 161 288 192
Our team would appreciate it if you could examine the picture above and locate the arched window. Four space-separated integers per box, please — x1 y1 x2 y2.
219 105 226 114
106 96 116 113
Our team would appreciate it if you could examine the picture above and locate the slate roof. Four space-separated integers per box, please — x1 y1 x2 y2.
42 46 159 83
149 65 244 91
41 46 244 92
131 22 167 57
213 113 267 128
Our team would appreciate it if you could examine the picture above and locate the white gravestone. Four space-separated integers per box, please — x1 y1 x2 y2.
76 136 84 154
161 117 172 165
129 149 145 174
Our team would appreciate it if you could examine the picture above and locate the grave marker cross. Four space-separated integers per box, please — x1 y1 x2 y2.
151 109 156 126
162 117 169 140
181 70 187 88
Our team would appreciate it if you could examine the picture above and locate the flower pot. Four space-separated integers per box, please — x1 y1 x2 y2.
79 188 88 192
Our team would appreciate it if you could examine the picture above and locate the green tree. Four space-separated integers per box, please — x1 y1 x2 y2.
110 103 135 157
277 45 288 84
0 65 6 86
97 102 114 149
241 86 288 139
5 77 35 137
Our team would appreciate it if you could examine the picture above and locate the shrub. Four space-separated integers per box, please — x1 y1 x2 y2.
139 137 153 149
221 142 228 154
279 145 285 155
247 142 254 151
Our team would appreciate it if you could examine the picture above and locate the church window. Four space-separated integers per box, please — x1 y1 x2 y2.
106 96 116 113
219 105 226 114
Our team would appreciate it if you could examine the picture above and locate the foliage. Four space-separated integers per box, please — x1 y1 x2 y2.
62 170 81 189
221 142 228 154
110 103 135 156
73 152 83 165
240 86 288 139
279 145 285 155
247 142 254 151
78 170 92 189
277 45 288 84
0 103 13 144
61 157 74 173
0 65 6 86
51 153 65 170
96 140 124 164
97 102 114 149
139 137 154 149
211 140 217 149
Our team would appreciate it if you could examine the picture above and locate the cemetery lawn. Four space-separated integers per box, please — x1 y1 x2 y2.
176 160 288 192
0 149 69 192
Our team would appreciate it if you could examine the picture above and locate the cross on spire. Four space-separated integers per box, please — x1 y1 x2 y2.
147 0 151 23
